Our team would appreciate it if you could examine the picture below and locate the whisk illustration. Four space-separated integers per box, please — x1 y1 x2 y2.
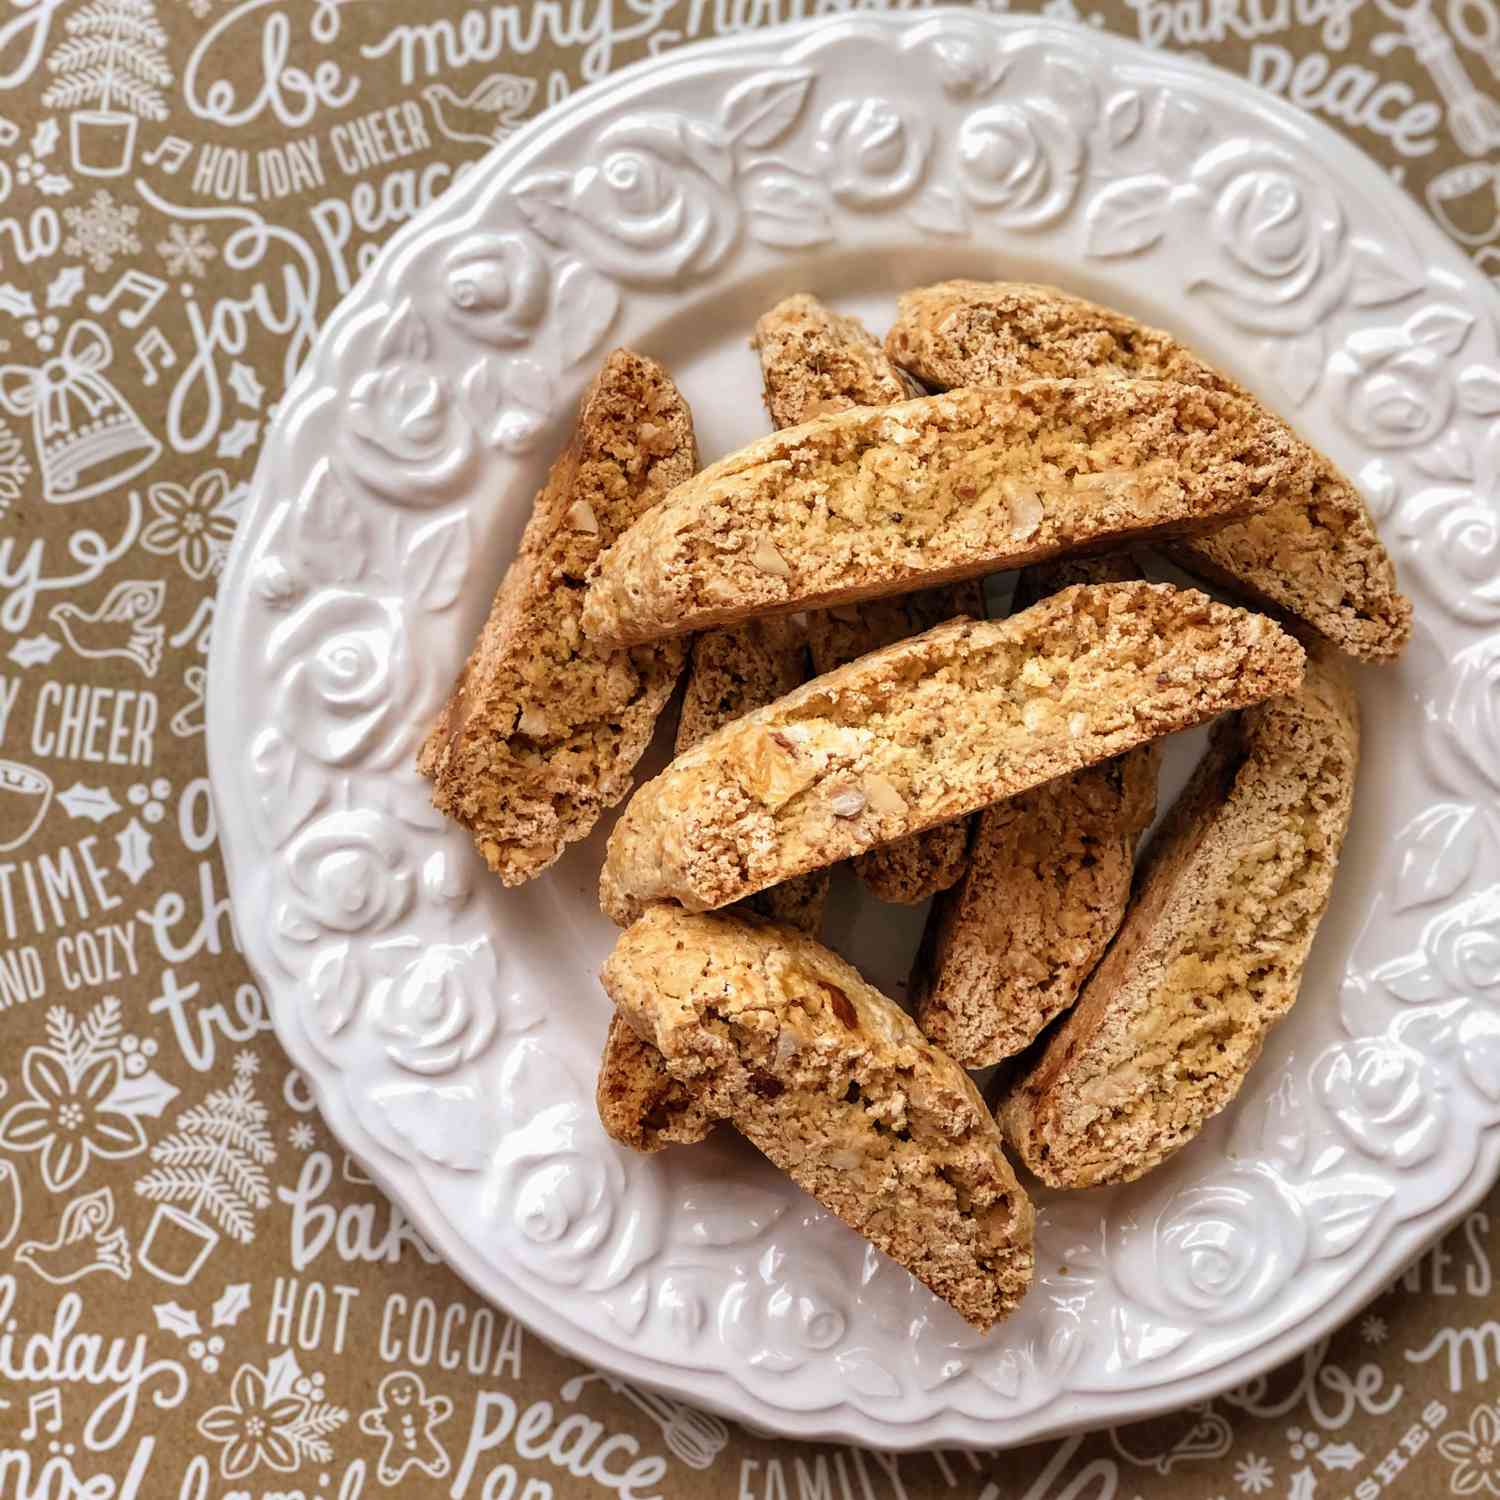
560 1372 730 1469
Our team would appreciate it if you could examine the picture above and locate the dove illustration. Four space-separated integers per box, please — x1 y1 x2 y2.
16 1187 132 1285
49 579 165 677
422 73 537 147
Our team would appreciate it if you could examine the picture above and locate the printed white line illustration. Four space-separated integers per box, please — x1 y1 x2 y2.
1428 161 1500 245
0 760 53 852
134 1049 276 1282
62 188 142 272
56 781 121 822
170 663 206 737
1374 0 1500 153
0 415 31 515
1449 0 1500 78
19 1387 64 1441
48 577 165 674
15 1185 132 1284
0 1159 20 1251
141 133 191 172
198 1354 348 1478
115 814 153 883
87 268 168 328
422 72 537 147
0 999 150 1192
41 0 171 178
358 1371 453 1485
0 319 161 502
559 1371 729 1470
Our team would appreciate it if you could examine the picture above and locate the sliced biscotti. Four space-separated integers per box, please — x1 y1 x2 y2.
582 380 1316 647
600 907 1035 1329
597 1014 715 1152
999 637 1359 1188
810 586 985 904
759 294 978 905
887 281 1411 662
753 292 922 427
417 350 697 884
676 618 828 935
912 556 1160 1066
599 582 1306 925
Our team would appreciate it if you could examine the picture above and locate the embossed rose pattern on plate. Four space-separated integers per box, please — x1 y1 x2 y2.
209 16 1500 1449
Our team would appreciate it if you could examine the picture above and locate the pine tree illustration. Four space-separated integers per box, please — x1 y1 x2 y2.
134 1052 275 1243
42 0 171 120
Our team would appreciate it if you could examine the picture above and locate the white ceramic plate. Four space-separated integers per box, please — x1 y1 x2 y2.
209 13 1500 1450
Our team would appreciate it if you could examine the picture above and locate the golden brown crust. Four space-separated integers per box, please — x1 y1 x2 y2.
417 350 697 884
599 582 1306 925
676 618 829 935
999 638 1360 1187
581 380 1315 648
887 281 1411 661
600 907 1035 1329
596 1014 715 1152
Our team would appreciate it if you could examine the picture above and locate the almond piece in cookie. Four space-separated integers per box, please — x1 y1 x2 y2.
886 280 1410 662
912 556 1160 1066
677 617 828 935
418 350 697 884
999 637 1359 1187
600 906 1035 1330
599 582 1305 926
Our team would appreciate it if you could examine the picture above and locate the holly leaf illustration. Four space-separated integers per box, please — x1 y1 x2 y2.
106 1068 179 1119
153 1301 200 1339
229 361 265 410
212 1282 252 1327
1317 1444 1363 1473
217 418 259 459
46 265 84 309
36 173 70 197
31 118 59 158
58 782 121 822
115 818 153 884
0 283 36 318
8 635 60 668
1288 1467 1316 1500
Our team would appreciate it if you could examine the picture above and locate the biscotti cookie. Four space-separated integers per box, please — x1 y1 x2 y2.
599 582 1305 925
596 1014 715 1152
753 292 921 427
999 637 1359 1187
676 618 828 934
582 380 1316 647
912 556 1160 1066
600 906 1035 1329
809 588 984 904
761 295 978 905
887 281 1411 662
418 350 697 884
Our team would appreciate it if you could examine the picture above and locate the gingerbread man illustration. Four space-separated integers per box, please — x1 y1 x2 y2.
358 1371 453 1485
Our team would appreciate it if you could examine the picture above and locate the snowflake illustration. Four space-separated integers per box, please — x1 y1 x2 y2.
233 1052 261 1079
63 189 141 273
158 222 216 278
289 1123 315 1151
1359 1314 1388 1345
1234 1455 1275 1495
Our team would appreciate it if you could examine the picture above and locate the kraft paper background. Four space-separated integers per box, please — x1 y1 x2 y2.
0 2 1497 1496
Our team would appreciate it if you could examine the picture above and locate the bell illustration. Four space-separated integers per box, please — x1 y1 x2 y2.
0 320 161 503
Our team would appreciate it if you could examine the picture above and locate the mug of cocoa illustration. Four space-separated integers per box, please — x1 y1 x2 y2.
0 762 52 853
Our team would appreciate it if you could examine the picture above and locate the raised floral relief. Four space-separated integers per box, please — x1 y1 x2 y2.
444 232 550 347
1313 1037 1447 1167
1427 638 1500 800
1330 325 1456 449
1111 1165 1308 1327
338 301 478 509
516 113 739 286
372 942 503 1076
1188 142 1352 335
279 810 415 942
815 97 930 208
1399 486 1500 624
955 98 1082 228
720 1250 850 1373
268 588 427 769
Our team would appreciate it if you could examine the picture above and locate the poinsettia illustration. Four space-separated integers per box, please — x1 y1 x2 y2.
198 1365 305 1478
0 1003 148 1190
140 469 244 580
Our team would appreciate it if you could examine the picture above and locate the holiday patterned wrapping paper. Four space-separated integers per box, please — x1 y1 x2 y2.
0 2 1497 1496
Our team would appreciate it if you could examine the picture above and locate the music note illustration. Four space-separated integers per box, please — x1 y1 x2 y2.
142 135 193 174
134 328 176 388
20 1388 63 1440
87 270 168 330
